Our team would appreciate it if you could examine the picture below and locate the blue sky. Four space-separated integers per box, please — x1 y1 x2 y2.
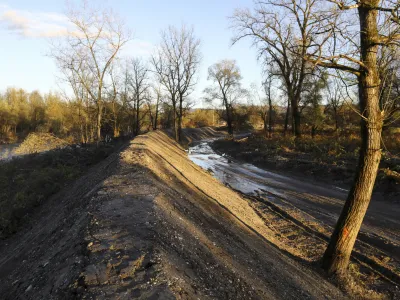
0 0 262 102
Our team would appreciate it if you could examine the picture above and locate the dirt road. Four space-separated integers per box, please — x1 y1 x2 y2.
0 130 345 299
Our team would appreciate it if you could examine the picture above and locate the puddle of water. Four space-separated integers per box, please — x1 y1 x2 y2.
189 142 282 195
188 141 348 200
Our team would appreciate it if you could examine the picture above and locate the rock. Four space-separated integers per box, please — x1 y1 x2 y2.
25 285 32 293
84 264 109 285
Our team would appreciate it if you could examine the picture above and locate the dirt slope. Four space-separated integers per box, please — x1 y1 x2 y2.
164 127 226 146
0 131 344 299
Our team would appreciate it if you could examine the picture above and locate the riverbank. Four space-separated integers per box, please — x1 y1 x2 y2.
211 133 400 203
189 138 400 297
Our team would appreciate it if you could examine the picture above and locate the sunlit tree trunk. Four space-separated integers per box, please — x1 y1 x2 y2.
322 1 383 274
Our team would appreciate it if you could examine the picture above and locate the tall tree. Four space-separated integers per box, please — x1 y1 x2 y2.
305 0 400 274
262 74 276 138
378 47 400 128
326 78 345 132
302 74 327 138
231 0 320 137
149 84 163 131
151 25 201 142
204 60 245 135
51 1 130 142
127 58 150 136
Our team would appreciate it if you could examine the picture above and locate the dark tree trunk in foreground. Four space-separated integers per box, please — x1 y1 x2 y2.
322 1 383 274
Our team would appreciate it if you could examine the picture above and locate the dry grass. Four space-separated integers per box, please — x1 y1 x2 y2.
15 133 69 155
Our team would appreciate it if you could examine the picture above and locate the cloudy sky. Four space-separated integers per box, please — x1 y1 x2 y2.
0 0 262 102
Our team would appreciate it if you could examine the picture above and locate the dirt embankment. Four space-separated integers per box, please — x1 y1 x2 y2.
164 127 227 146
0 130 345 299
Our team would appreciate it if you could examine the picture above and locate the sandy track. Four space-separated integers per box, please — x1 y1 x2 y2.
0 131 344 299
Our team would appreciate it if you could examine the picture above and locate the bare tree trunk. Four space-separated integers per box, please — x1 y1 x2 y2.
97 102 103 143
334 108 339 132
268 99 273 138
284 100 290 136
172 97 179 141
135 95 140 136
153 97 159 130
311 126 317 139
78 102 85 144
263 113 268 137
292 96 301 137
114 120 119 137
322 2 383 275
225 99 233 136
177 94 183 142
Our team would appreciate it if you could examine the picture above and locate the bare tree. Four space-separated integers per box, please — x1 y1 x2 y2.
250 79 275 137
107 66 123 137
151 48 179 135
51 1 131 142
148 84 163 130
305 0 400 274
151 25 201 142
262 75 276 138
60 68 93 143
231 0 321 137
301 72 327 138
326 77 345 132
127 58 150 135
378 47 400 128
204 60 245 135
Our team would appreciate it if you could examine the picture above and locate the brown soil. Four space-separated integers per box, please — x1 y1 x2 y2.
0 130 346 299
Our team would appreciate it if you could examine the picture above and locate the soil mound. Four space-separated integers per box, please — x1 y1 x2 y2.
15 133 69 155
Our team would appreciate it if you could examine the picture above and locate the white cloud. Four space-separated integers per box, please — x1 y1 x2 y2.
0 4 154 59
0 4 70 38
121 39 155 58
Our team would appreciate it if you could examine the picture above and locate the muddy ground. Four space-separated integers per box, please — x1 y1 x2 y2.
211 135 400 203
0 128 349 299
192 139 400 297
0 127 398 299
